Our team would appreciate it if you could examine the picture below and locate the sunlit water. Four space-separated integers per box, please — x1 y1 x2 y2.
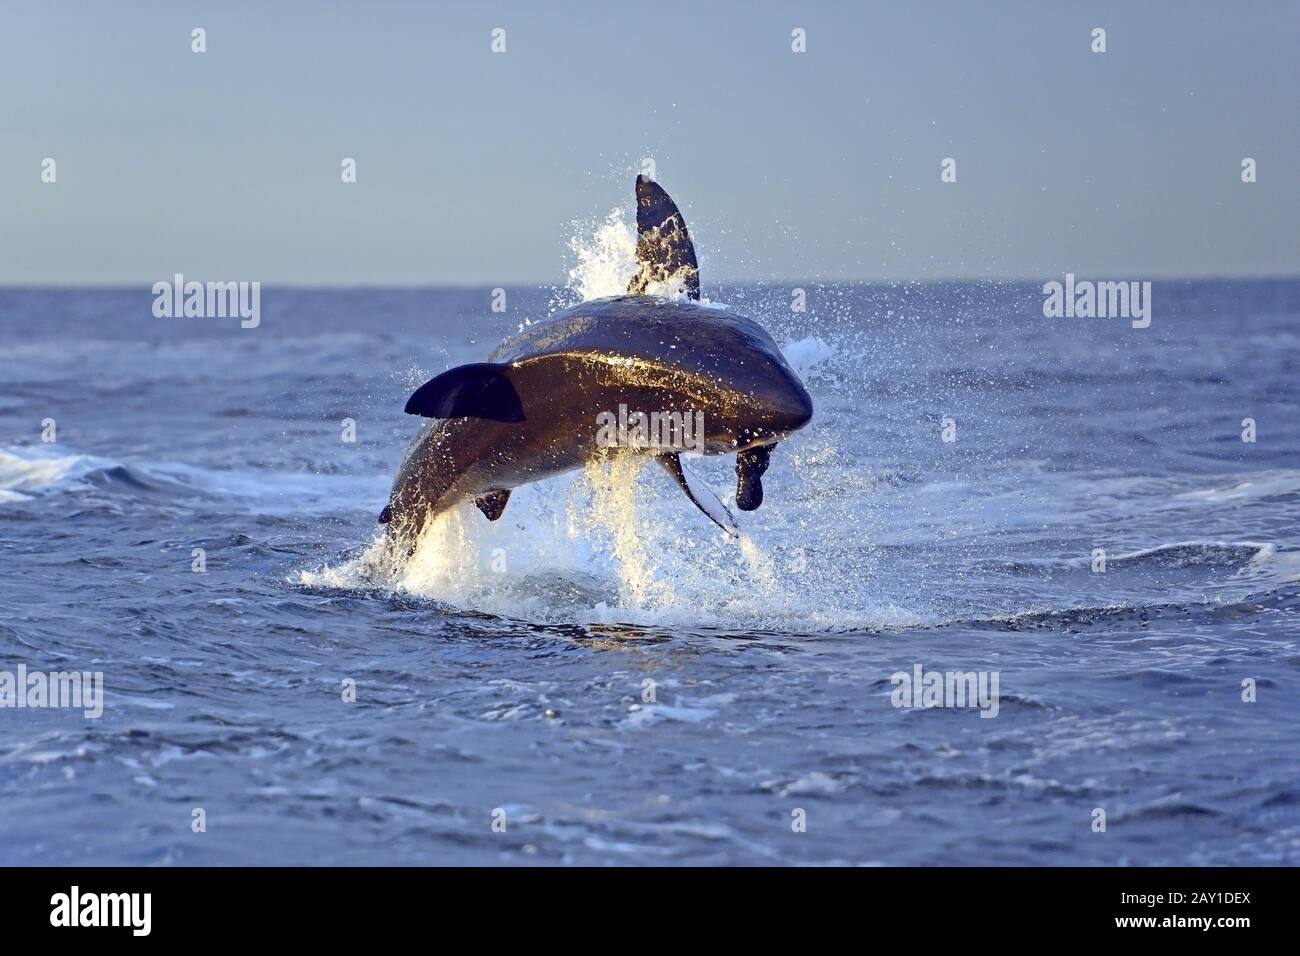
1 270 1298 864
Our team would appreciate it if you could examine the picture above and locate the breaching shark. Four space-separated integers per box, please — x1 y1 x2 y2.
381 176 813 550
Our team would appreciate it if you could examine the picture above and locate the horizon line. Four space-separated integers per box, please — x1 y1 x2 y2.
1 273 1297 292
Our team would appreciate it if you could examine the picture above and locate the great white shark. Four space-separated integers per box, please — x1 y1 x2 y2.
381 176 813 549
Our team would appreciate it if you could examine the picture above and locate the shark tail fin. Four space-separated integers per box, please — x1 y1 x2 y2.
627 176 700 300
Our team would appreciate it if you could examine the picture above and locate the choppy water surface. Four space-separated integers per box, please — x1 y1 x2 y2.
1 274 1298 865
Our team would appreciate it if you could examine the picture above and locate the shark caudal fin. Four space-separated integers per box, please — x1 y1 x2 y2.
627 176 700 301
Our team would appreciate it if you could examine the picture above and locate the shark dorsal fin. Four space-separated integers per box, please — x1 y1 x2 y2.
627 176 700 300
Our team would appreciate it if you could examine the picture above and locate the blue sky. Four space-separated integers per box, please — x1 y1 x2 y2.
2 0 1296 284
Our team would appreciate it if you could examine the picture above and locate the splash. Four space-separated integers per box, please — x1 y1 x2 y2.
296 443 909 631
301 504 550 614
781 336 835 381
297 203 922 631
567 454 674 611
563 207 638 304
737 533 780 597
557 205 696 307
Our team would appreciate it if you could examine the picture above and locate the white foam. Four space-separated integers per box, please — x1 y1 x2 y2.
296 452 925 632
1176 473 1300 504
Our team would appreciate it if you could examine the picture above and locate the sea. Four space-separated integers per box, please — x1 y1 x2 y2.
1 257 1297 864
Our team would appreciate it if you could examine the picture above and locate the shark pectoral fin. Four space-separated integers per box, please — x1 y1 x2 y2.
474 489 511 521
404 362 526 422
658 453 738 538
627 176 700 301
378 504 392 524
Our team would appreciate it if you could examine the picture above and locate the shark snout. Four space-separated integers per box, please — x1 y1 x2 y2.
734 371 813 448
771 375 814 434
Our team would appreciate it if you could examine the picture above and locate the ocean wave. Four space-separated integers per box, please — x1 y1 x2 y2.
952 583 1300 632
1176 473 1300 504
0 444 385 514
1064 540 1279 572
0 446 125 499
